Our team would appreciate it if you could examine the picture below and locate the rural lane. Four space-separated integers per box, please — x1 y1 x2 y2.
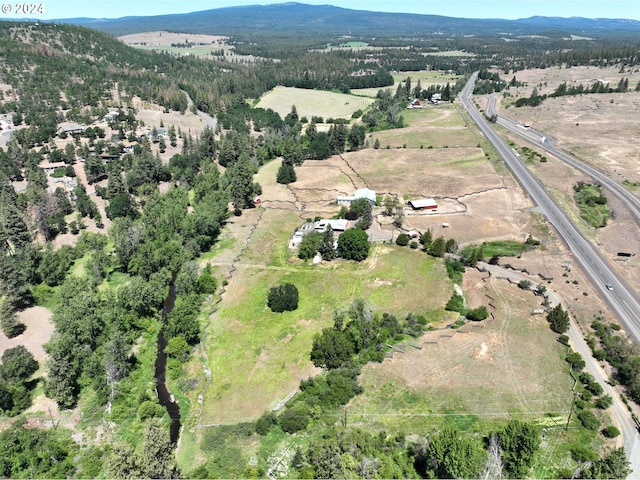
460 73 640 474
182 89 217 131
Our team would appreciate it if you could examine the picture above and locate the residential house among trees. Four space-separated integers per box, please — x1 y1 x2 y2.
57 122 86 136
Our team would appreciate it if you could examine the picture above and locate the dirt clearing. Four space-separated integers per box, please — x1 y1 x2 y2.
0 306 53 363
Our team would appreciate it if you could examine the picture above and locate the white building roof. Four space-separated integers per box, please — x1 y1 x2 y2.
315 219 350 232
408 198 438 209
354 188 376 203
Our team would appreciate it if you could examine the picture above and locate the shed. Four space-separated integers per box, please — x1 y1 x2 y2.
407 198 438 210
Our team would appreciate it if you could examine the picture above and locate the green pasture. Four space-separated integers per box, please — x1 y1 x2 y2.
198 215 451 424
255 86 376 120
481 240 528 258
392 69 463 86
132 44 258 62
371 129 477 149
351 69 462 98
369 105 478 148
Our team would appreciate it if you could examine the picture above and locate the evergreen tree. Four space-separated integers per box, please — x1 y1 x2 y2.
328 123 347 154
419 229 432 248
198 125 217 160
0 202 31 253
347 124 366 150
0 296 24 338
319 226 336 261
227 152 256 213
276 161 296 184
428 236 446 257
547 303 570 333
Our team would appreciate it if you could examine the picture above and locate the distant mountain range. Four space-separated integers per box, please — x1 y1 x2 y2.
49 2 640 38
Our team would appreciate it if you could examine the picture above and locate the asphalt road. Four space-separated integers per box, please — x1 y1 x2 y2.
460 73 640 474
182 89 217 132
461 73 640 343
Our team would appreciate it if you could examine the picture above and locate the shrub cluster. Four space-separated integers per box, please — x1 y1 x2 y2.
590 320 640 404
444 293 489 321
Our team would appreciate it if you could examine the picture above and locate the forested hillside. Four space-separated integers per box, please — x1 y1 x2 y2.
0 20 413 477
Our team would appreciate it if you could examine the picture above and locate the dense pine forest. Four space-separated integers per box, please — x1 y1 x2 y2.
1 11 639 477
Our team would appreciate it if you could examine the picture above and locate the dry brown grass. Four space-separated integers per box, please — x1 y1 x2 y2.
0 306 53 363
493 65 640 324
118 31 228 47
346 276 574 434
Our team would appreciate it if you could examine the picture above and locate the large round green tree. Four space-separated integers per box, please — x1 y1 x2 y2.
268 283 299 313
337 228 370 261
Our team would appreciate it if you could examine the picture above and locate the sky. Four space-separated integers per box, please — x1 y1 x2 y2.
5 0 640 21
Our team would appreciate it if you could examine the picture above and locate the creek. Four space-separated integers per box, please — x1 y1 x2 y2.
155 282 181 443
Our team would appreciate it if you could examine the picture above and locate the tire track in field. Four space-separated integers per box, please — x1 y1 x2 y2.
491 280 534 415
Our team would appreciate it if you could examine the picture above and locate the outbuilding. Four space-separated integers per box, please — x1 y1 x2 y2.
407 198 438 210
337 188 376 206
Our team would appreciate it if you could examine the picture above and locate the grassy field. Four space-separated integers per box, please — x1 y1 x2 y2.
197 217 452 424
254 86 376 120
346 276 575 435
353 70 463 98
481 240 528 258
368 104 479 148
391 70 462 86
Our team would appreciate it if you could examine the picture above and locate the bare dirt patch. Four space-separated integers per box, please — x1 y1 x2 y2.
118 31 228 47
462 268 491 309
0 306 54 363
